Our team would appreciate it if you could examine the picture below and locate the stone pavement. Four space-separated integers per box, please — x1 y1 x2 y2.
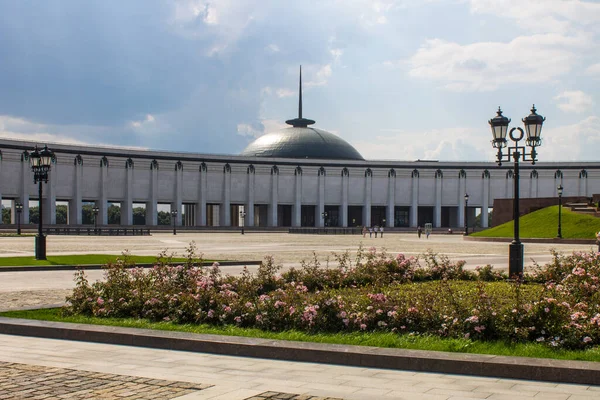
1 334 600 399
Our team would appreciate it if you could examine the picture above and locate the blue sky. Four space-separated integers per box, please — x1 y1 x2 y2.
0 0 598 162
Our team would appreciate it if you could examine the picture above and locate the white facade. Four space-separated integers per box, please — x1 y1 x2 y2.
0 138 595 229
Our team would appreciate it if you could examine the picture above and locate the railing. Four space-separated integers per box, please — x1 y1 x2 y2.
289 227 361 235
44 227 151 236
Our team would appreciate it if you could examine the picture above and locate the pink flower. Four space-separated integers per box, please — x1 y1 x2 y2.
583 336 593 343
97 297 104 306
360 324 367 330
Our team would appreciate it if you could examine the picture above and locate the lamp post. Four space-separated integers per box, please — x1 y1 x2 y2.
15 201 23 235
464 193 469 235
557 184 563 239
29 145 54 260
321 211 328 227
489 105 545 278
171 209 178 235
239 210 246 235
92 206 99 234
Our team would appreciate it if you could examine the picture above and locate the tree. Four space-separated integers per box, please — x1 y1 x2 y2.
56 205 67 224
2 208 10 224
158 211 171 225
108 204 120 225
133 207 146 225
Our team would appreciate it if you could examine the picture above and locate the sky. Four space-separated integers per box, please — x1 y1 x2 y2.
0 0 598 162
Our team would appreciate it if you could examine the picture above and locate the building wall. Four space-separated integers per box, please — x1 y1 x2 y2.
0 138 596 228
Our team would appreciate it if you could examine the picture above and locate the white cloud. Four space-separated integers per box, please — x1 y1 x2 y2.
265 44 280 53
542 116 600 161
236 123 262 138
131 114 156 128
276 88 295 98
237 119 287 139
305 64 333 87
586 63 600 76
554 91 593 113
470 0 600 34
407 34 589 91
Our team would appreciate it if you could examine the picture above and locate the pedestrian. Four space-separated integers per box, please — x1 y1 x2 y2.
362 226 367 237
417 226 422 238
380 226 384 238
426 228 431 239
369 227 373 238
374 226 378 238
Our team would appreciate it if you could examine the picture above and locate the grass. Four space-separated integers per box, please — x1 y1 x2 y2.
472 206 600 239
2 308 600 362
0 254 200 267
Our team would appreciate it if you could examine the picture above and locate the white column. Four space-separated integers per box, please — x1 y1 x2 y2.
20 153 30 224
410 171 418 228
247 165 255 227
482 172 490 229
44 163 56 225
317 168 325 227
434 172 442 228
386 170 395 228
121 159 133 225
293 167 302 227
363 169 372 227
146 161 158 225
341 169 349 227
99 157 108 225
175 162 183 226
69 157 82 225
269 166 279 227
197 164 207 226
458 175 466 228
221 164 231 227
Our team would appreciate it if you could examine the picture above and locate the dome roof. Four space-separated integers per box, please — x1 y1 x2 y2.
240 127 364 160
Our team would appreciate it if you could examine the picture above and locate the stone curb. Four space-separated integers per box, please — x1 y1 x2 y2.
463 236 597 245
0 317 598 385
0 260 262 273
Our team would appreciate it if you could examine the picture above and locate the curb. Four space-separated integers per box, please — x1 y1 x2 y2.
463 236 597 245
0 317 598 385
0 260 262 273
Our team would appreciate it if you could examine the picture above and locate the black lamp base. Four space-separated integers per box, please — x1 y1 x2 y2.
35 235 47 260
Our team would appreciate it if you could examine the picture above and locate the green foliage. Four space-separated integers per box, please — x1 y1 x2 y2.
0 254 195 267
158 211 171 225
108 204 120 224
2 208 10 224
471 206 600 239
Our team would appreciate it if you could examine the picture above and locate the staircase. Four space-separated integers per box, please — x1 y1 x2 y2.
566 202 600 218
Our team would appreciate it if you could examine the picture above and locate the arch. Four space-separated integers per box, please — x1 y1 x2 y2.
435 169 443 179
271 165 279 175
100 156 108 167
295 166 303 176
223 163 231 173
74 154 83 166
506 170 513 179
318 166 326 176
150 159 158 170
530 169 538 179
554 169 563 179
579 169 588 179
365 168 372 178
459 169 466 178
175 160 183 171
200 162 207 172
482 169 490 179
341 167 349 177
411 169 419 178
388 168 396 178
247 164 255 174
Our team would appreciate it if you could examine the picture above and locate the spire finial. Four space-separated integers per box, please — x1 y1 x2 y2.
299 65 302 119
285 65 315 127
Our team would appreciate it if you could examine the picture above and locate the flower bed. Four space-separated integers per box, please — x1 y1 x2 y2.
64 245 600 350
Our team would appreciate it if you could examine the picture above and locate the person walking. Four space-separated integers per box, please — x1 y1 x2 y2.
369 227 373 238
374 226 378 238
380 226 384 238
417 226 422 238
362 226 367 237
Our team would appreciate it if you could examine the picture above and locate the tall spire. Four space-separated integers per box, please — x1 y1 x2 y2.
286 65 315 127
299 65 302 119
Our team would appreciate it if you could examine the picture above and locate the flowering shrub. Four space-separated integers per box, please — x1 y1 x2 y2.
63 246 600 350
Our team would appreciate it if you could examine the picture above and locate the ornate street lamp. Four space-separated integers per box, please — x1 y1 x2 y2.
171 209 178 235
557 185 563 239
239 210 247 235
29 145 54 260
15 201 23 235
92 205 100 233
489 105 545 278
464 193 469 235
321 211 328 227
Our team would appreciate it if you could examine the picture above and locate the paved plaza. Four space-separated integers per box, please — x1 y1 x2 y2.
0 232 599 399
